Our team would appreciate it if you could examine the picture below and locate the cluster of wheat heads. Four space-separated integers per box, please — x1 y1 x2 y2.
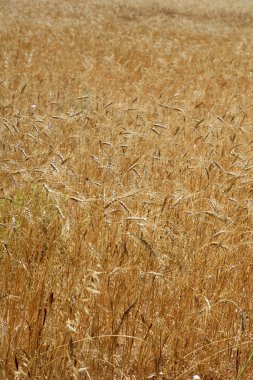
0 0 253 379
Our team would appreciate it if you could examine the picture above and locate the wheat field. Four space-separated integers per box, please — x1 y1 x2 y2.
0 0 253 379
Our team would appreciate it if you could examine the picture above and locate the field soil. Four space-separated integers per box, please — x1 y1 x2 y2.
1 1 253 379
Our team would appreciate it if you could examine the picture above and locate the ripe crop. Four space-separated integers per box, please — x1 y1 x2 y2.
1 1 253 379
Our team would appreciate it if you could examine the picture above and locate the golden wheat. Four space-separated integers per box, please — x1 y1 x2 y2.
1 0 253 379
